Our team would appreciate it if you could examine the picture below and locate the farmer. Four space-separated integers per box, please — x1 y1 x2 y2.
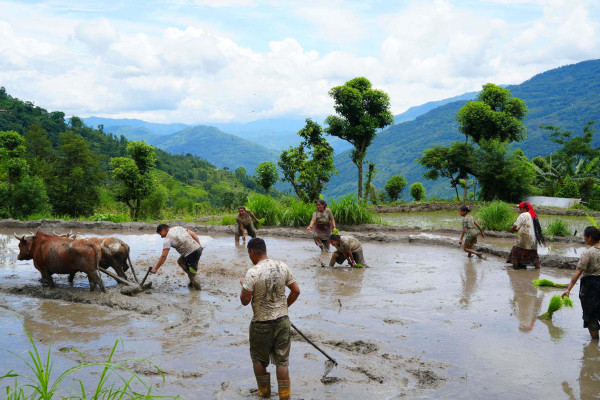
507 202 544 269
306 199 336 252
328 234 367 267
562 226 600 339
240 238 300 400
236 206 259 242
151 224 203 290
458 205 486 258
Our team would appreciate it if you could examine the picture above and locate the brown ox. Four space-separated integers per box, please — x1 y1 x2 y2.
72 235 133 280
16 231 105 292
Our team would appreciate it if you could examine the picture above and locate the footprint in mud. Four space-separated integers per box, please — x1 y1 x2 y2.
349 366 384 383
325 339 378 354
407 368 446 388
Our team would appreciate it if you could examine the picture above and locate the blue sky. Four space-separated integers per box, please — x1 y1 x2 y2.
1 0 599 123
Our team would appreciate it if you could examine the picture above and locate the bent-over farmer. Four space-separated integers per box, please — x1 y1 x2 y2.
240 238 300 400
151 224 203 290
329 234 367 267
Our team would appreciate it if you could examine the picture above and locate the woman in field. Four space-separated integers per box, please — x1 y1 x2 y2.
306 199 336 252
562 226 600 339
507 202 544 269
458 205 485 258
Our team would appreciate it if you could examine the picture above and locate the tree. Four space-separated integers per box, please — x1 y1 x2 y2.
409 182 426 201
0 130 31 216
254 161 278 195
50 131 103 216
325 77 394 201
456 83 527 143
279 119 336 203
384 175 407 201
111 141 157 220
419 141 475 200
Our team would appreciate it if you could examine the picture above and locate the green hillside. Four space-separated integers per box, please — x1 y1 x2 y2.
327 59 600 199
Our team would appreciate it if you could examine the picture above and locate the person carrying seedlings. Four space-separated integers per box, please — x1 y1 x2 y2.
240 238 301 400
236 206 260 242
458 205 486 258
562 226 600 339
151 224 203 290
328 234 367 267
507 202 544 269
307 199 337 252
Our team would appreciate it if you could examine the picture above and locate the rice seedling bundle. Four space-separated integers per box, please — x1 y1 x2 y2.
539 295 573 320
255 217 266 229
332 228 340 235
532 279 568 288
353 263 364 268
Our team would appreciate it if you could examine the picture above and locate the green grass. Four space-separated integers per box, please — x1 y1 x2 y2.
1 318 175 399
329 194 375 225
280 199 313 227
246 194 283 226
544 219 571 237
475 201 517 231
88 213 132 223
220 215 236 225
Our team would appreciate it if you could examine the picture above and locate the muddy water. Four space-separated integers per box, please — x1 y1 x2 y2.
1 230 600 399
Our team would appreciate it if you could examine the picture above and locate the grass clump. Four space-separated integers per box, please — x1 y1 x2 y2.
539 295 573 320
533 279 568 288
89 213 132 223
220 215 236 225
476 201 517 231
544 219 571 237
330 194 375 225
246 194 283 226
1 318 173 399
280 198 313 227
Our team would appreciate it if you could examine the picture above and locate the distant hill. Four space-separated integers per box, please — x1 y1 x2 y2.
326 59 600 199
83 117 189 136
122 125 280 172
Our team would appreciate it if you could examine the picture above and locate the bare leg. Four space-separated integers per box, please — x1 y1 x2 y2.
275 365 289 381
329 254 337 267
590 329 599 339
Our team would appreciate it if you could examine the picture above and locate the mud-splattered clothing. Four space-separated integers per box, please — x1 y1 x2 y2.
313 208 334 228
242 259 296 322
236 211 258 239
236 211 257 227
577 246 600 277
163 226 201 257
515 212 537 250
462 215 479 247
335 235 363 254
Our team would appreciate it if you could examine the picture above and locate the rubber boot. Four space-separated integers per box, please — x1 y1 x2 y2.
278 379 290 400
256 373 271 398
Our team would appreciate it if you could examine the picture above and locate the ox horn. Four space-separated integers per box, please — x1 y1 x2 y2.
68 230 73 238
14 232 24 240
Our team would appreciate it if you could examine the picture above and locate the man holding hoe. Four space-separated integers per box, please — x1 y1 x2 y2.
240 238 301 399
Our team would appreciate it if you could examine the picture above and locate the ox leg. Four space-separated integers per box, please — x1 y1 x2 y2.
87 271 105 293
68 273 75 286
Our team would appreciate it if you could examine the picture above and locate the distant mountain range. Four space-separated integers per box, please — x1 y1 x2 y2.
83 59 600 199
326 59 600 198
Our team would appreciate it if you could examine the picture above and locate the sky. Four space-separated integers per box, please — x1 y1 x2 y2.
0 0 599 124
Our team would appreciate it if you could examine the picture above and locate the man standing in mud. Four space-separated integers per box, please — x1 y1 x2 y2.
151 224 203 290
240 238 300 400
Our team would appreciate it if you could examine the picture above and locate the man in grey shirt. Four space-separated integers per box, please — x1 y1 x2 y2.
240 238 300 399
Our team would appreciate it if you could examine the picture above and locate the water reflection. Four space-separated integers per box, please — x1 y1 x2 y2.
579 341 600 399
314 264 365 298
459 259 484 308
507 268 543 332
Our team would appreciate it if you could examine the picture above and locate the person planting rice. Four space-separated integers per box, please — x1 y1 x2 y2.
507 202 544 269
151 224 203 290
240 238 301 400
307 199 337 252
236 206 260 242
328 234 367 267
458 205 485 258
562 226 600 339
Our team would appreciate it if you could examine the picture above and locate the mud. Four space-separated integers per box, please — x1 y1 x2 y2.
1 227 600 399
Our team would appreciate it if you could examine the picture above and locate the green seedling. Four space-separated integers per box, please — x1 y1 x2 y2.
255 218 266 229
533 279 568 288
332 228 340 235
539 295 573 320
353 263 364 268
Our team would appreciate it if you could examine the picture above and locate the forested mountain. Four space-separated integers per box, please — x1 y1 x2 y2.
327 59 600 198
0 88 262 217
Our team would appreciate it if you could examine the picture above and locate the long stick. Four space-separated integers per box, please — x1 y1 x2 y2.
98 266 133 286
291 322 337 366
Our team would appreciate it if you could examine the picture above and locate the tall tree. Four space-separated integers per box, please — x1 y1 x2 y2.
51 131 103 216
254 161 278 195
325 77 394 200
456 83 527 143
111 141 157 220
419 141 475 200
279 118 336 203
0 130 29 215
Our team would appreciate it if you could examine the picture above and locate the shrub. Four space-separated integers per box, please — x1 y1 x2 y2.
246 194 282 225
544 219 571 236
384 175 407 201
280 198 314 227
476 201 517 231
329 194 375 225
220 215 236 225
557 180 580 198
409 182 426 201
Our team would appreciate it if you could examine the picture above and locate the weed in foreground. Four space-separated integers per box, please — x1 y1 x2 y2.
1 318 176 399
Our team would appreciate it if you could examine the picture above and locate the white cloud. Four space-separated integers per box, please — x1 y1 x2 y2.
75 18 120 53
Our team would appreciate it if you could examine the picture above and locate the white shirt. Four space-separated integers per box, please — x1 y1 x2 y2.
163 226 201 257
